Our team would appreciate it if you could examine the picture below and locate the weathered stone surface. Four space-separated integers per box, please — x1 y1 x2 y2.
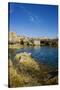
34 40 40 45
8 32 17 43
8 32 58 46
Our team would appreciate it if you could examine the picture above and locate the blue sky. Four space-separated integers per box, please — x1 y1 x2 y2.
8 3 58 38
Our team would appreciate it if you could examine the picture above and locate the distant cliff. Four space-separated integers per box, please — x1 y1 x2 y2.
8 32 58 47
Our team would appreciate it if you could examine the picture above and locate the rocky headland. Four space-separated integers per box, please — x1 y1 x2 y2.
8 52 58 87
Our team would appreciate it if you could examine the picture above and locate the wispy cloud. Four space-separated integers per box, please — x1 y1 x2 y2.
30 16 34 22
20 5 37 22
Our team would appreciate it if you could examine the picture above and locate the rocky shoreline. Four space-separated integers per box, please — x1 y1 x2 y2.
8 32 58 48
8 52 58 87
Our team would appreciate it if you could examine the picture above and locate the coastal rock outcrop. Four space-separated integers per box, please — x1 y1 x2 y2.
8 52 58 87
15 52 39 70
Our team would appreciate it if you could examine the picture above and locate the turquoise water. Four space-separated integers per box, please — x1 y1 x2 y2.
16 46 58 68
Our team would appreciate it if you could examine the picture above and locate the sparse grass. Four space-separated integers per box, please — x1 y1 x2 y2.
8 52 58 87
46 76 58 85
9 60 41 87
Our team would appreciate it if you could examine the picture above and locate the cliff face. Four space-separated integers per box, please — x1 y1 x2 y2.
8 32 17 43
34 40 40 45
8 32 58 47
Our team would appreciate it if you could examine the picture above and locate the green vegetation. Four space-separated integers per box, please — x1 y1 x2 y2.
8 52 58 87
8 32 58 49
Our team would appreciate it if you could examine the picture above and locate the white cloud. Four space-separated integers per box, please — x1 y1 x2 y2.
30 16 34 22
20 5 39 23
20 6 35 22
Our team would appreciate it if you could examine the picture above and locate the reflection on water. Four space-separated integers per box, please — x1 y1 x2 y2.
9 46 58 69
